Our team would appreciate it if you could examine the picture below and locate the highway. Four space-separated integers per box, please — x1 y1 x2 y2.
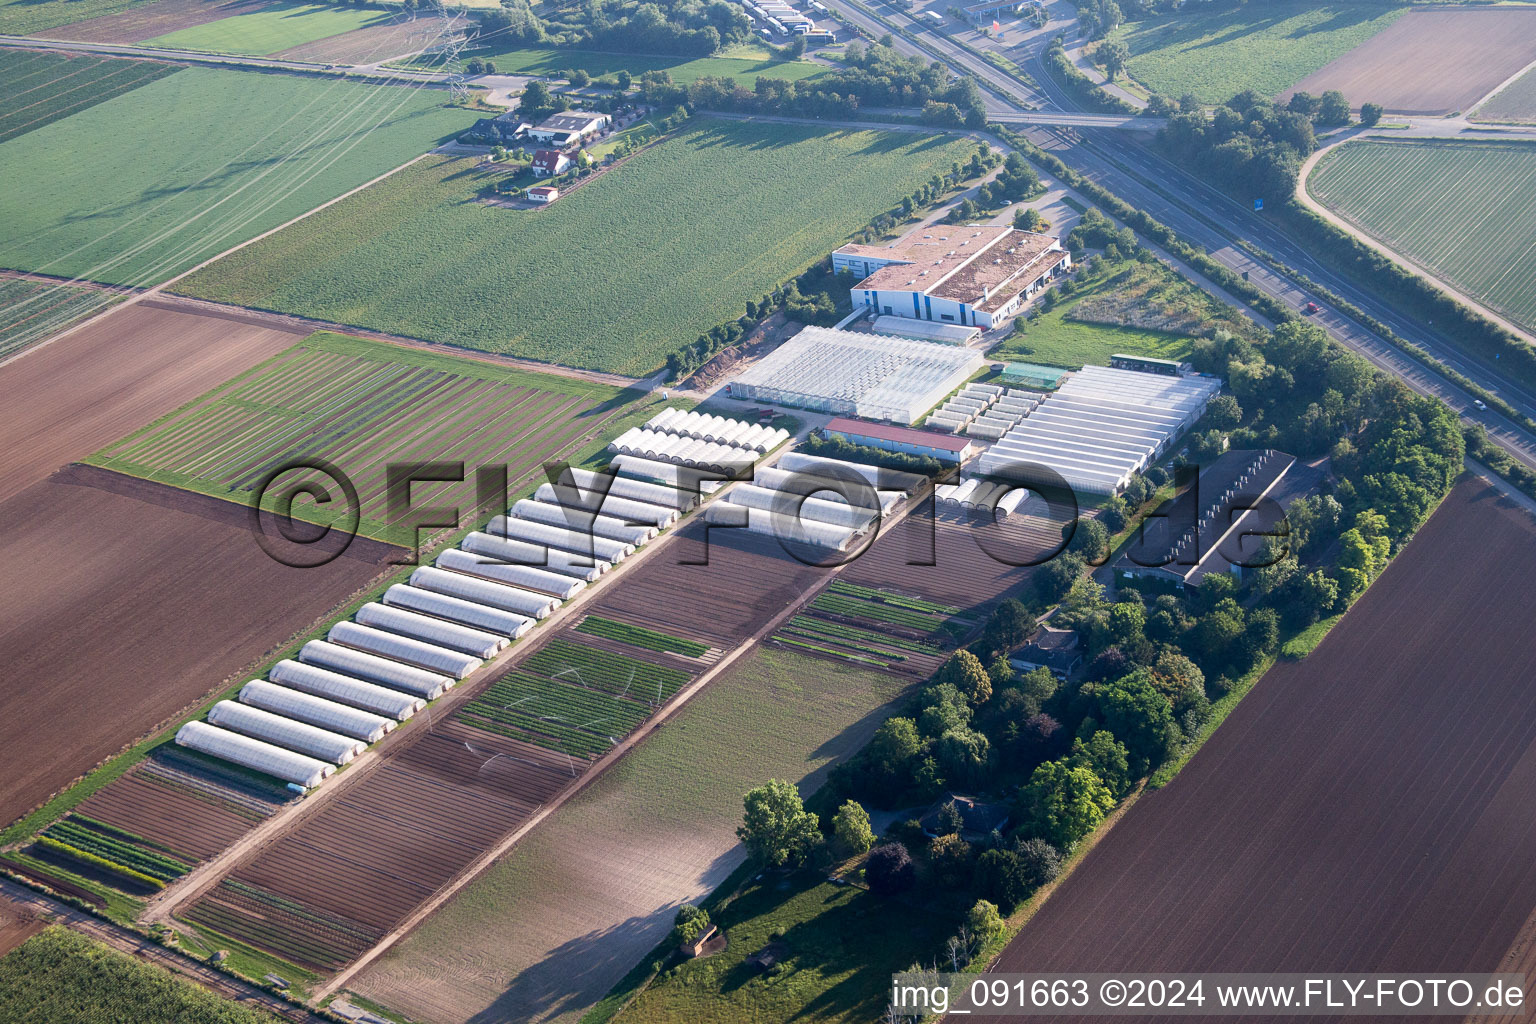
815 0 1536 471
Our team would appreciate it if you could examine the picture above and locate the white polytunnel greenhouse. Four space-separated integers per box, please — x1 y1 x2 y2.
483 515 633 564
355 602 507 659
269 659 423 720
411 564 565 620
611 454 729 490
207 700 366 765
777 452 926 494
328 621 483 680
460 531 609 581
298 639 453 700
996 488 1031 517
175 721 333 789
752 466 903 513
557 467 697 510
382 583 538 638
436 548 583 604
642 409 790 453
704 502 860 550
513 498 659 545
531 482 679 529
607 429 758 474
238 680 395 743
726 483 879 529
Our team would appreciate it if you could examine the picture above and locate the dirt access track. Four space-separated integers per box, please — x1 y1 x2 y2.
1282 8 1536 115
990 476 1536 1018
0 464 397 829
0 297 305 504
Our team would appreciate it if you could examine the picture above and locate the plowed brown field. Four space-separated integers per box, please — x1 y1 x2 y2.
0 299 304 504
989 478 1536 1019
1282 8 1536 115
0 465 397 828
31 0 271 43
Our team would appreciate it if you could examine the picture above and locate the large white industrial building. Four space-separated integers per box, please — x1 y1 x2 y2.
978 365 1221 494
726 325 984 424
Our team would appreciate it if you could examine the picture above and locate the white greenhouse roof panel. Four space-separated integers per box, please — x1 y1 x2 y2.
355 602 508 659
268 659 424 720
460 531 609 581
207 700 366 765
298 639 454 700
382 583 539 637
726 325 983 425
175 721 334 789
238 680 396 743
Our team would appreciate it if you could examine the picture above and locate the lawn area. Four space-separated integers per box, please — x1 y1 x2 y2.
0 928 280 1023
88 330 624 542
0 68 474 287
138 2 393 55
350 647 914 1024
0 50 177 144
440 43 826 86
994 264 1198 369
613 875 957 1024
173 118 976 375
1111 2 1404 103
1307 139 1536 334
0 0 142 35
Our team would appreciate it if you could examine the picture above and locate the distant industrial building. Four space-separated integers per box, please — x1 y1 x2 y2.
820 416 978 463
726 324 984 424
833 225 1070 330
977 364 1221 494
526 110 609 146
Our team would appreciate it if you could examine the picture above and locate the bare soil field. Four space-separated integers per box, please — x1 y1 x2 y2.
0 464 397 829
841 502 1057 611
0 299 304 505
0 896 43 958
991 477 1536 1013
32 0 270 42
1281 8 1536 115
273 13 454 64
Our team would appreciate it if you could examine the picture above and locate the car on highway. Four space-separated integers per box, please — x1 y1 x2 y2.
1303 301 1320 314
1473 399 1488 411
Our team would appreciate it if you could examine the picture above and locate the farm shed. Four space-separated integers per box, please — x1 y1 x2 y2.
778 452 927 494
978 365 1220 495
751 465 903 513
382 583 538 638
437 547 585 603
329 621 485 680
207 700 365 765
726 483 880 529
820 417 977 464
461 530 609 581
704 502 860 550
268 660 423 720
298 640 454 700
529 484 677 529
512 499 658 546
175 721 333 789
482 515 632 565
411 564 566 620
726 325 984 424
238 680 395 743
356 602 508 659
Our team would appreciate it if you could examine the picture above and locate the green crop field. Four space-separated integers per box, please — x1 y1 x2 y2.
173 118 975 374
0 928 280 1023
0 0 143 35
1308 139 1536 333
88 331 624 542
0 68 475 287
1474 66 1536 124
446 44 826 86
0 50 177 144
351 647 913 1024
0 278 115 360
139 2 394 55
1111 2 1403 103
